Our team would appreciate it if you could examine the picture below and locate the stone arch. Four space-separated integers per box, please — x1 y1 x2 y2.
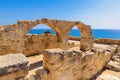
44 23 62 42
17 20 62 42
68 23 86 38
27 22 62 42
69 26 81 37
68 22 93 50
68 25 81 48
76 23 87 38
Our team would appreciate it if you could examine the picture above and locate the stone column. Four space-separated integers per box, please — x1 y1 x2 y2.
80 25 94 51
60 33 69 50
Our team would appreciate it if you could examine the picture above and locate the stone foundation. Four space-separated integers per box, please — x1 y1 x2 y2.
36 45 117 80
0 54 29 80
69 37 120 45
24 34 80 56
24 34 62 56
94 38 120 45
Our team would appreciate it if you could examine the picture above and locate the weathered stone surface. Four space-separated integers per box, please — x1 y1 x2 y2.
106 60 120 72
0 53 29 80
24 35 81 56
96 70 120 80
0 69 28 80
0 45 11 55
69 37 120 45
94 38 120 45
36 68 48 80
36 44 117 80
24 34 63 56
112 46 120 61
105 45 120 71
112 54 120 62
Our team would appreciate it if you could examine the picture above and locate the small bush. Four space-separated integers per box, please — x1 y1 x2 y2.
44 31 51 34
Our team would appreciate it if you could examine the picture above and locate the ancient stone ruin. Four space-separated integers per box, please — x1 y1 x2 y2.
0 18 120 80
0 18 93 56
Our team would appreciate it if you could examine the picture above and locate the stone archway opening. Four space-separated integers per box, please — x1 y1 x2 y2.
69 26 81 37
28 24 55 35
76 23 94 51
68 26 81 48
24 24 62 56
67 23 93 50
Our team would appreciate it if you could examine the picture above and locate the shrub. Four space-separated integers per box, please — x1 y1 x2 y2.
44 31 51 34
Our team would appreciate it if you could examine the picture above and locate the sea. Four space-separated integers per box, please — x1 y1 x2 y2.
29 29 120 39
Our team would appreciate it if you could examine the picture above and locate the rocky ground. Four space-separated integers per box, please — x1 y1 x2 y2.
96 70 120 80
26 54 43 79
97 45 120 80
26 40 120 80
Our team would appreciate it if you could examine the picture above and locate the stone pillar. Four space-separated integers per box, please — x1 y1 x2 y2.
80 37 94 51
80 25 94 51
60 34 69 50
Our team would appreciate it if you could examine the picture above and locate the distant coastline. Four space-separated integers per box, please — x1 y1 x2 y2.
29 29 120 39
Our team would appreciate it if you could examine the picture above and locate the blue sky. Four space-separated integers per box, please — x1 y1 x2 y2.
0 0 120 29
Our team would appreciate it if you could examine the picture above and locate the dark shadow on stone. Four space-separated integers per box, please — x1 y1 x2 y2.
90 68 106 80
29 60 43 70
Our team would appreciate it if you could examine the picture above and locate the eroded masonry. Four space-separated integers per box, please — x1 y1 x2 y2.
0 19 119 80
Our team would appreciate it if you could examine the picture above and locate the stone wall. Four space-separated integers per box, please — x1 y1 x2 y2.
0 53 29 80
24 34 81 56
1 30 119 57
17 35 120 56
24 34 62 56
69 37 120 45
69 36 80 41
94 38 120 45
0 32 81 56
0 23 29 54
36 44 117 80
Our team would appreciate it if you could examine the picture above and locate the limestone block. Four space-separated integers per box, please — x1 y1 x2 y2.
37 45 116 80
36 68 48 80
80 38 94 51
112 46 120 62
43 49 64 70
96 70 120 80
0 53 29 80
106 60 120 72
112 55 120 62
